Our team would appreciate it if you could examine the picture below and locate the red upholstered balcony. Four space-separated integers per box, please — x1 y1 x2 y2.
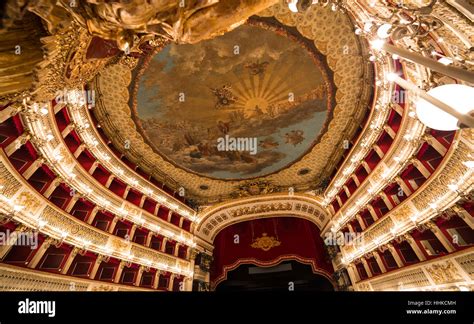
67 251 97 278
27 165 56 194
49 183 73 210
158 273 171 289
393 240 418 265
37 244 73 273
113 220 132 239
375 130 392 155
76 149 96 172
411 228 448 259
132 227 148 245
355 165 368 184
119 263 139 285
164 240 176 255
170 213 180 227
380 249 398 271
346 178 357 195
181 219 191 232
158 206 170 221
0 115 24 148
8 141 37 173
435 215 474 249
360 209 375 227
365 150 381 171
339 189 349 205
351 220 362 233
125 188 143 206
70 199 95 222
139 268 157 288
429 129 455 149
142 198 157 215
367 256 382 275
172 277 183 291
3 234 46 266
401 164 427 191
91 165 111 186
92 210 115 232
387 109 402 132
372 197 389 218
55 107 71 133
149 234 164 251
108 178 127 197
383 183 407 206
177 245 187 259
416 143 444 172
63 130 81 153
356 262 368 280
96 257 120 282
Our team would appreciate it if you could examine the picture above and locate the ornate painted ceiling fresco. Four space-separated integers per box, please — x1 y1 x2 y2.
132 22 333 179
92 4 372 204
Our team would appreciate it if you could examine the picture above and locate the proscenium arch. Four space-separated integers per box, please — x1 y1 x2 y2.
195 193 329 246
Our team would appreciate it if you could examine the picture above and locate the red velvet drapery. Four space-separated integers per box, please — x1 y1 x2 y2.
211 217 334 288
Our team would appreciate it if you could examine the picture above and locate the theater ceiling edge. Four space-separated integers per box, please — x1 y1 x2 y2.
90 4 372 204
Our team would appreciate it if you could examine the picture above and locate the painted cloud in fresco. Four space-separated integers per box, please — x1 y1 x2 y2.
135 24 330 179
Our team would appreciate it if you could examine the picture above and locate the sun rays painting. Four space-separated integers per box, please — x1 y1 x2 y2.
134 22 333 180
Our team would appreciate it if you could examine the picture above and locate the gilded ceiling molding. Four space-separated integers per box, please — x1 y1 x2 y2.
0 151 192 277
92 3 372 203
194 193 329 244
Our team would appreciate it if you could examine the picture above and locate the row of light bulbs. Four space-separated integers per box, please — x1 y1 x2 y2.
22 101 197 248
60 91 197 221
325 7 473 231
341 158 473 265
0 188 193 277
328 116 424 234
323 62 397 205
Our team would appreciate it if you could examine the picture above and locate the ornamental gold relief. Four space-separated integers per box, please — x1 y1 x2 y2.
0 160 22 199
426 260 464 285
251 233 281 252
13 190 42 215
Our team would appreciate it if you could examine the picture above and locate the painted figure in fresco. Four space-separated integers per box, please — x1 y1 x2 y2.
245 61 270 76
285 130 305 146
210 85 237 109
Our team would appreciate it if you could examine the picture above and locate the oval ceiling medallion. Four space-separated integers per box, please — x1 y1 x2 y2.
132 20 334 180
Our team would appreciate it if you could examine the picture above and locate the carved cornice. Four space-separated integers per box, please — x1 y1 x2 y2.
195 193 329 244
